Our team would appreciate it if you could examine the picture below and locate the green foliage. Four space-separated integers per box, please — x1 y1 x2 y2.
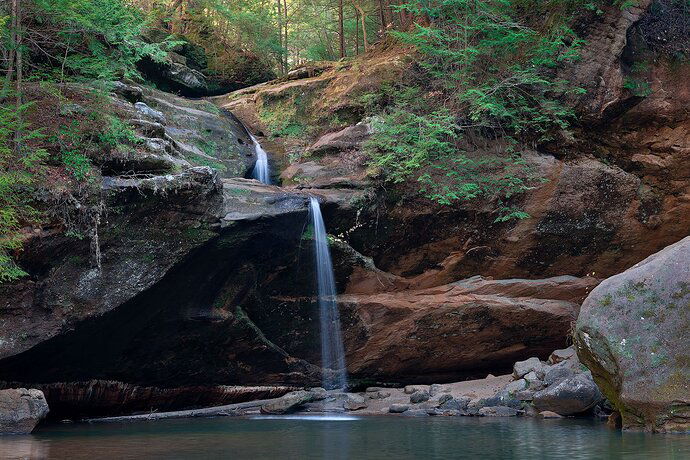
363 0 597 214
0 103 47 281
98 115 141 148
259 99 308 138
366 104 458 184
366 88 537 211
27 0 174 80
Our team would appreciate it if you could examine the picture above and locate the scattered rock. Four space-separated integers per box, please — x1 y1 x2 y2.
343 394 367 411
475 391 523 410
59 103 87 116
403 409 430 417
514 390 535 401
505 379 528 395
513 357 546 379
524 371 545 391
548 347 577 364
366 389 391 400
439 396 470 411
574 236 690 432
410 390 431 404
310 388 327 401
539 411 564 419
260 390 316 415
438 394 453 405
404 385 428 395
429 384 447 396
478 406 518 417
0 388 49 434
533 373 602 416
112 81 143 103
543 361 578 387
389 404 409 414
135 102 167 124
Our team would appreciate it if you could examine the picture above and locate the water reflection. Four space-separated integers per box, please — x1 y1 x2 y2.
4 416 688 459
0 436 50 459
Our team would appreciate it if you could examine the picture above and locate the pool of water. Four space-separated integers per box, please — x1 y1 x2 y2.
1 416 688 459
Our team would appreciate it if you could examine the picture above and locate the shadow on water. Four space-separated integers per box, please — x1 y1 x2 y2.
3 416 688 459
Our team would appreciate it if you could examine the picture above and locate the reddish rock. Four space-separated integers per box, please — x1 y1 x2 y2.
340 276 587 382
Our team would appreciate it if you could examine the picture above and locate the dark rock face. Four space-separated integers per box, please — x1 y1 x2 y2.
574 236 690 432
0 389 49 434
0 381 295 420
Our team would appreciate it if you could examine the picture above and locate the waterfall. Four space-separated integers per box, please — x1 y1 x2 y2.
309 196 348 390
249 133 270 184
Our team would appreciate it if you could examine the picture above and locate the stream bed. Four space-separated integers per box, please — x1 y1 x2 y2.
2 416 688 459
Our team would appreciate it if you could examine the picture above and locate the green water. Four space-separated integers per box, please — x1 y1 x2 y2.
1 416 688 459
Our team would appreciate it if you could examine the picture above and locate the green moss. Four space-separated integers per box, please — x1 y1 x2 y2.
187 153 227 172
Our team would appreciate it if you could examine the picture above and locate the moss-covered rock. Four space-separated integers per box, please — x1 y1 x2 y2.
574 236 690 432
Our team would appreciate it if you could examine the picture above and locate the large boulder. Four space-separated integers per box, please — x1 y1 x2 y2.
340 276 585 382
260 390 318 415
532 373 603 416
574 236 690 432
0 389 49 434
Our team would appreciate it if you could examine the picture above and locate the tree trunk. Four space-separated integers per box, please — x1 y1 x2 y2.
276 0 283 74
14 0 22 152
338 0 345 59
355 8 359 55
352 2 368 52
283 0 288 72
378 0 386 31
2 0 17 99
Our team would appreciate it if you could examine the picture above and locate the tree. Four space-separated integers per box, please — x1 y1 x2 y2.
338 0 345 58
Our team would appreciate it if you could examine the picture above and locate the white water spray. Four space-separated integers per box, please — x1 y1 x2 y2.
309 196 348 390
249 133 270 184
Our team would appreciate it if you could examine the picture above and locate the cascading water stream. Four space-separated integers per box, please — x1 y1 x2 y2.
309 196 348 390
249 133 270 184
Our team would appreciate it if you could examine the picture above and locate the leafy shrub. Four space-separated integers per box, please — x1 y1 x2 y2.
364 0 597 216
0 103 47 281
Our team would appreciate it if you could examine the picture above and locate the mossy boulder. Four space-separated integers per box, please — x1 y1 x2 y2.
574 236 690 432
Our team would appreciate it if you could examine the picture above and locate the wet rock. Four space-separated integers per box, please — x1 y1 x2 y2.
548 347 577 364
471 391 522 413
0 389 49 434
389 404 409 414
135 102 167 124
260 390 316 415
410 391 430 404
533 373 602 416
343 394 367 411
574 236 690 432
403 409 430 417
513 357 546 380
478 406 518 417
539 411 564 419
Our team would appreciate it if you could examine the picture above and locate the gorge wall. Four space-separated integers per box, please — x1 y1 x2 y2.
0 1 688 419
